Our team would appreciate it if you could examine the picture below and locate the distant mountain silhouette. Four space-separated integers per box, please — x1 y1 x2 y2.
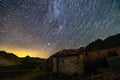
22 55 46 64
87 33 120 51
0 51 46 67
0 51 21 66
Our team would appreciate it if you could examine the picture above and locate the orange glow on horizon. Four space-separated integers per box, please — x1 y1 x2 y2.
0 46 50 59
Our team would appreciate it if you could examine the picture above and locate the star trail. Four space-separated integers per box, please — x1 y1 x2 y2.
0 0 120 58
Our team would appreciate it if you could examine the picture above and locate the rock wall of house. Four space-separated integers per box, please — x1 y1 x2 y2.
88 47 120 61
63 56 84 75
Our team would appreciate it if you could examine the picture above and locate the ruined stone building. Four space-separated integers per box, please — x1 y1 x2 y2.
48 47 120 75
49 47 87 75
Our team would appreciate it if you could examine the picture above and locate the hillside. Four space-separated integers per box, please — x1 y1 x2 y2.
0 51 46 67
0 51 47 79
87 33 120 51
0 51 21 66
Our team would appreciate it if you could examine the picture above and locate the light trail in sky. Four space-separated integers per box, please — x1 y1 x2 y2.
0 0 120 58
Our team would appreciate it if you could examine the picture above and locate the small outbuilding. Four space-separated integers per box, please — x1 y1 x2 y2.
49 48 87 75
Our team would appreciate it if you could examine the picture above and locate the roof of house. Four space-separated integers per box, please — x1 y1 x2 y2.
51 47 86 58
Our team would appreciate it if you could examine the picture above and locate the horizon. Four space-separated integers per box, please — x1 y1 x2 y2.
0 46 50 59
0 32 120 59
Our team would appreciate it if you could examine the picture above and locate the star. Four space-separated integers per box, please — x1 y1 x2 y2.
47 43 51 46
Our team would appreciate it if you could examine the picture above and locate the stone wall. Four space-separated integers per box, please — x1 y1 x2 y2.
63 56 84 75
52 55 84 75
107 57 120 71
88 47 120 61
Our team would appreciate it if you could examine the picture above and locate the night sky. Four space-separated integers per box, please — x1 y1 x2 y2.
0 0 120 58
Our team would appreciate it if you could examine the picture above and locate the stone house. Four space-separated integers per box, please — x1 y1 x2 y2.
49 48 87 75
49 47 120 75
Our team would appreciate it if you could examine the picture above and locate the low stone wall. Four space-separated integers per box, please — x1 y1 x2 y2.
107 56 120 71
88 47 120 61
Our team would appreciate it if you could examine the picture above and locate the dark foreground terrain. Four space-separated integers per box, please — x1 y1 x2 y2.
0 56 120 80
0 69 32 80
